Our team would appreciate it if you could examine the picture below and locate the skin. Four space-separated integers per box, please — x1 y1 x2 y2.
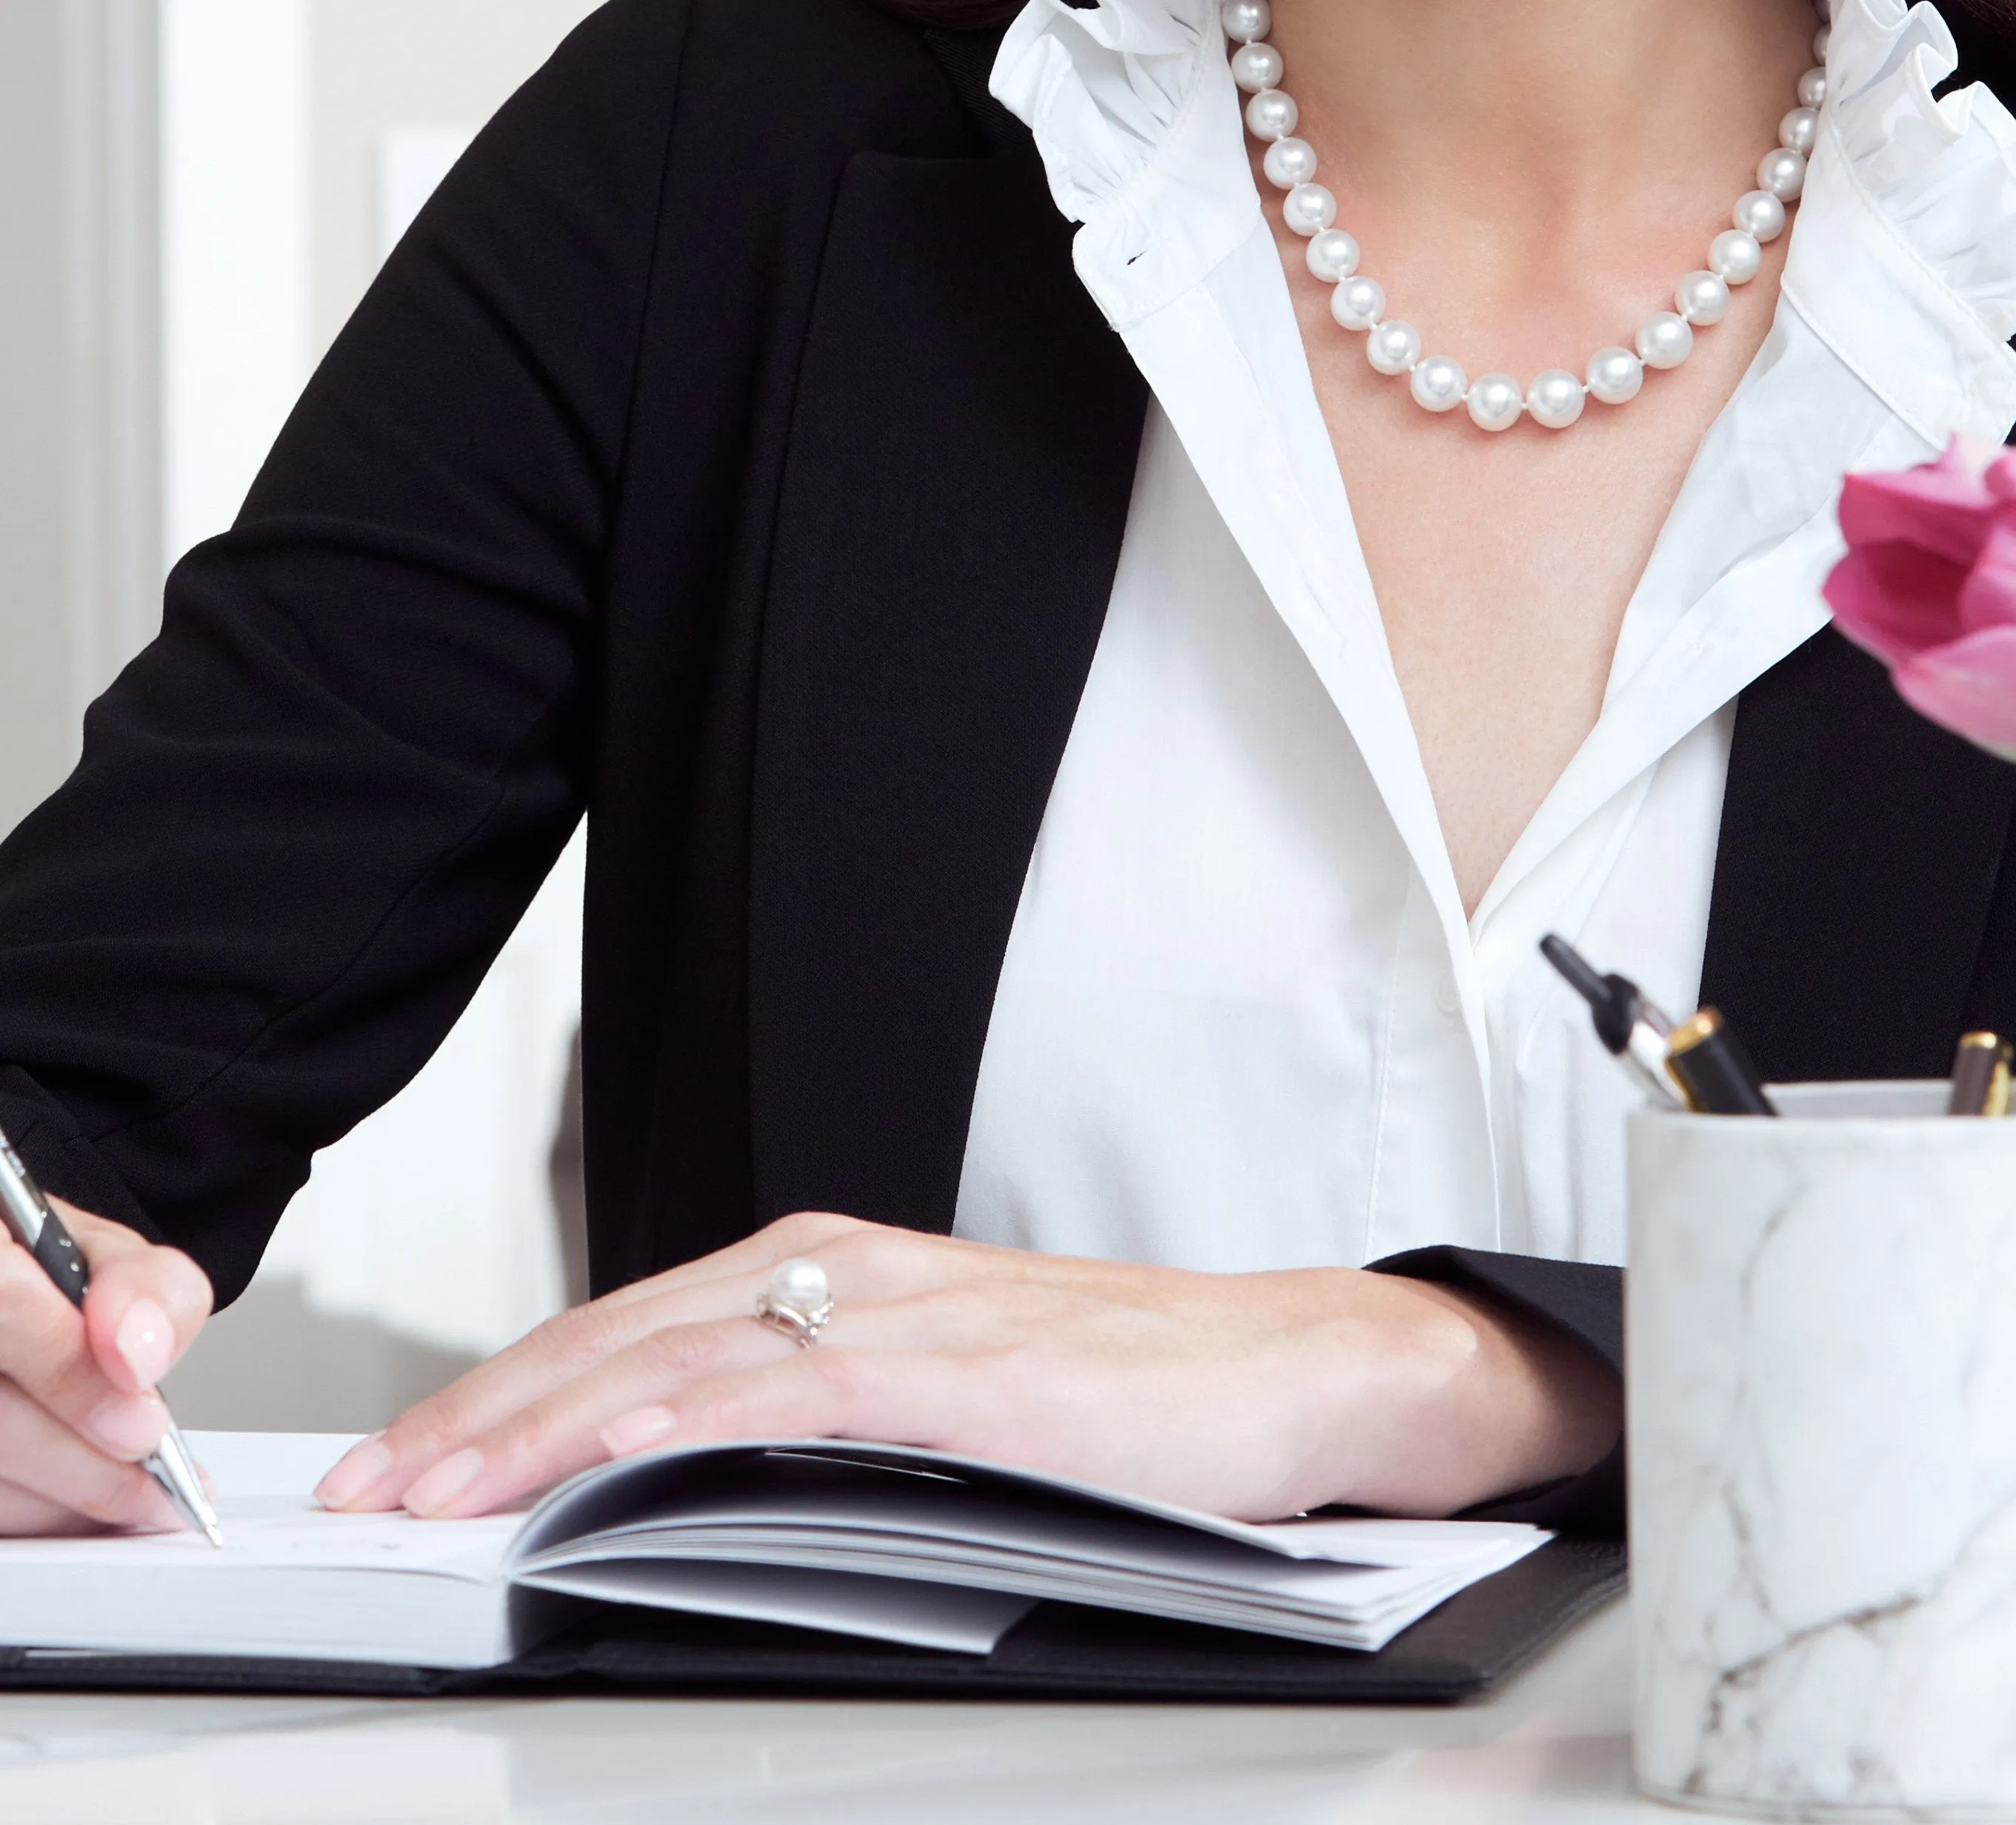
0 0 1820 1534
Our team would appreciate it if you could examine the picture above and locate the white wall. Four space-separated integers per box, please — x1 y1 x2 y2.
158 0 602 1431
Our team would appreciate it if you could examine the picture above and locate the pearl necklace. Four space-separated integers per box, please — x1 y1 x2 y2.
1227 0 1829 431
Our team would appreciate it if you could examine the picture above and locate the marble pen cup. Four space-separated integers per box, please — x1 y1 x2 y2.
1629 1081 2016 1820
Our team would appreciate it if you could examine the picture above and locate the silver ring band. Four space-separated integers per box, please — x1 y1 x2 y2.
755 1258 834 1349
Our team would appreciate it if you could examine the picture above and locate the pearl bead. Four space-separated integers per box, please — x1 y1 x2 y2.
1758 146 1806 201
1262 137 1317 190
1230 41 1284 93
1245 89 1298 141
1282 181 1336 236
1636 310 1693 370
1466 371 1523 432
1732 189 1787 244
769 1257 830 1313
1587 346 1644 406
1366 320 1420 376
1779 106 1818 155
1306 228 1359 283
1221 0 1271 44
1330 274 1384 330
1798 67 1826 110
1410 354 1467 413
1813 24 1830 61
1709 227 1763 284
1676 269 1731 326
1526 369 1585 430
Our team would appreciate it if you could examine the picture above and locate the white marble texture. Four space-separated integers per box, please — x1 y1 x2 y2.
1629 1084 2016 1818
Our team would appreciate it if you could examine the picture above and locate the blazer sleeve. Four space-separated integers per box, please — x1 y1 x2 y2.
0 1 685 1304
1369 1247 1625 1538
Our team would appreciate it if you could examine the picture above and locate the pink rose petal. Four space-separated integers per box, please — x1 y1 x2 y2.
1892 624 2016 755
1823 542 1972 665
1838 439 2000 569
1957 516 2016 636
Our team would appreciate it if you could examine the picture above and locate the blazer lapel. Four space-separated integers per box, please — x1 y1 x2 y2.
747 121 1149 1233
1702 627 2016 1081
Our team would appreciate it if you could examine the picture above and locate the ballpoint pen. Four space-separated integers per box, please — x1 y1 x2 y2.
1662 1007 1778 1118
0 1125 223 1547
1538 934 1686 1110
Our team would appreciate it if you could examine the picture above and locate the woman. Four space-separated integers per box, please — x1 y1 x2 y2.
0 0 2010 1540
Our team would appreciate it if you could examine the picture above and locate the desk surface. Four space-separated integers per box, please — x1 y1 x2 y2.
0 1598 1682 1823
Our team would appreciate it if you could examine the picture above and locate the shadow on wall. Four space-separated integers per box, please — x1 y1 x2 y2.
167 1028 593 1434
163 1276 485 1434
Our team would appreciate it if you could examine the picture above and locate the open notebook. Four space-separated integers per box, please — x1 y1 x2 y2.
0 1434 1548 1669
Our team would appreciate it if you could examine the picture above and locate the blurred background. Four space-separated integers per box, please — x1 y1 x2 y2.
0 0 604 1430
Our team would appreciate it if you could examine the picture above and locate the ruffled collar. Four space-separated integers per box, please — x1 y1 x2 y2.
992 0 2016 434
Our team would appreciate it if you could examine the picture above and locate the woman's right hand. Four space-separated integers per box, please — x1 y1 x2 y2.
0 1199 213 1535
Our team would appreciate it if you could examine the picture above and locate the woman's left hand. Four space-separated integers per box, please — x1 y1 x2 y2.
313 1213 1621 1524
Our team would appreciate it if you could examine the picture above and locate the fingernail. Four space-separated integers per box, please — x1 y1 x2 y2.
601 1406 678 1458
86 1392 170 1458
403 1448 484 1518
115 1300 175 1390
315 1433 393 1510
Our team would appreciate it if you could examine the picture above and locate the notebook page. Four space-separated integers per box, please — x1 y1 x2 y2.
0 1432 521 1666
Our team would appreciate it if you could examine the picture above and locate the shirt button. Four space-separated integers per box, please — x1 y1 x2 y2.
1435 970 1462 1018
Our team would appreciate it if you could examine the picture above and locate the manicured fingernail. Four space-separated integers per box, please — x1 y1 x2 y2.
601 1406 678 1458
315 1434 393 1510
404 1448 484 1518
116 1300 175 1390
86 1392 170 1458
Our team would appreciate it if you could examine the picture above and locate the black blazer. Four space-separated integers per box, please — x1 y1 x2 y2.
1 0 2012 1536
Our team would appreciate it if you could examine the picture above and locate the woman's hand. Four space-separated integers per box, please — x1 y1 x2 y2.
318 1215 1621 1524
0 1201 213 1536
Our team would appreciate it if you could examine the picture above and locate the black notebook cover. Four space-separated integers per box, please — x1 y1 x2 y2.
0 1537 1623 1706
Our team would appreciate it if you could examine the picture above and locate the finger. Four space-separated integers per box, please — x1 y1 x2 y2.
0 1224 169 1464
0 1378 180 1533
398 1280 1026 1521
0 1476 98 1539
57 1203 213 1397
399 1315 798 1518
321 1218 948 1512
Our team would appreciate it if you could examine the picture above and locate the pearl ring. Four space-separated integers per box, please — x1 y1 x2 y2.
755 1257 834 1349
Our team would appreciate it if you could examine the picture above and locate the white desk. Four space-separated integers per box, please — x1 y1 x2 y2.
0 1598 1683 1823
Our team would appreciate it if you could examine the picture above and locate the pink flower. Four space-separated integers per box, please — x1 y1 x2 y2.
1823 436 2016 764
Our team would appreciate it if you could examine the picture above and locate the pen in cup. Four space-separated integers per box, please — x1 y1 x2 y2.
1538 934 1686 1110
0 1126 222 1547
1948 1032 2014 1118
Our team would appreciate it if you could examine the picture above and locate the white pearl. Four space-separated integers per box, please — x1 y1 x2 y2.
1758 146 1806 201
1813 24 1830 60
1220 0 1271 43
1676 269 1731 326
1282 181 1335 236
1409 354 1467 412
1262 137 1318 190
1330 274 1384 330
1366 320 1420 376
1587 345 1644 406
1245 88 1298 141
1709 227 1763 284
1798 67 1827 110
1636 310 1694 370
1779 106 1818 155
1466 371 1523 432
1230 41 1284 93
1306 228 1359 283
1526 369 1586 430
770 1257 830 1312
1732 189 1787 244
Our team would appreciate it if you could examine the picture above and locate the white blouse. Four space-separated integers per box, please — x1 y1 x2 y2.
951 0 2016 1272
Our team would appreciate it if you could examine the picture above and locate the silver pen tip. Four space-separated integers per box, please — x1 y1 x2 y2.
204 1521 224 1549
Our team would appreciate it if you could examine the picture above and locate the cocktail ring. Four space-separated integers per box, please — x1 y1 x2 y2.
755 1256 834 1348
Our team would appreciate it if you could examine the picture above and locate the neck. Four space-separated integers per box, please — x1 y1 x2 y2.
1265 0 1818 365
